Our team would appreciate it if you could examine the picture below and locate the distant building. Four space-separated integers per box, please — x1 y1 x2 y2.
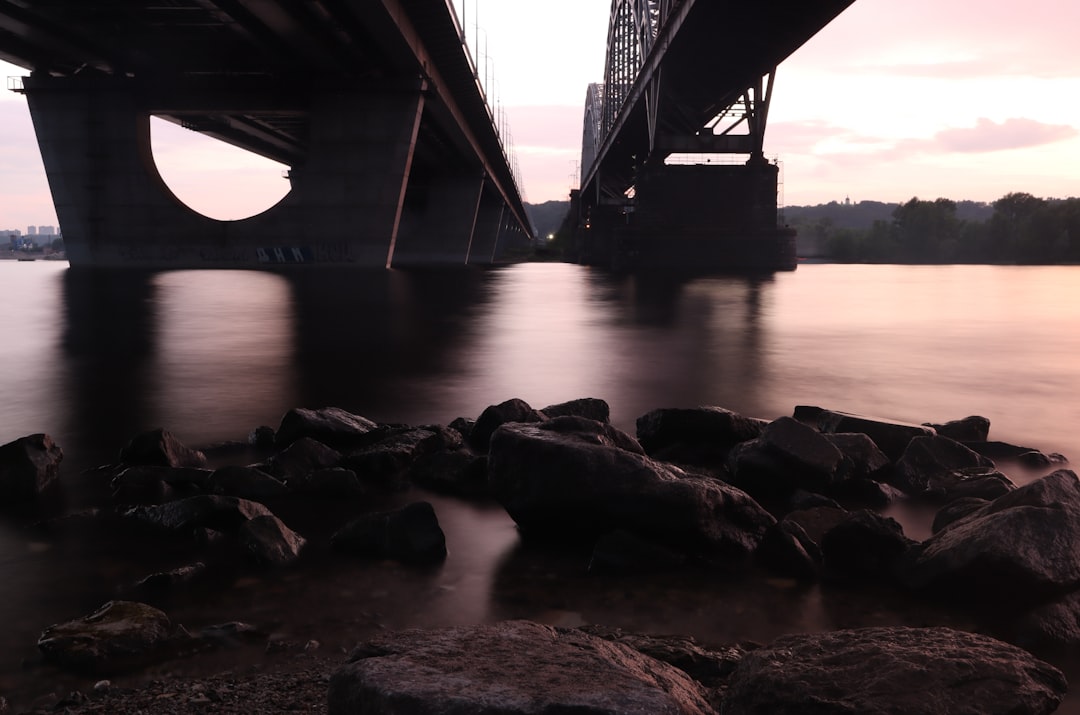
38 225 55 236
27 226 37 235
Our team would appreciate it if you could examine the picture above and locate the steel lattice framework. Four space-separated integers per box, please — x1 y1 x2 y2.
580 0 854 201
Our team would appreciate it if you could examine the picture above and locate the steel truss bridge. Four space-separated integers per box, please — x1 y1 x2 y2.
577 0 856 270
0 0 532 268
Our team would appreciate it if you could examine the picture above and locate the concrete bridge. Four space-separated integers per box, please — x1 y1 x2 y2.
0 0 531 268
575 0 856 271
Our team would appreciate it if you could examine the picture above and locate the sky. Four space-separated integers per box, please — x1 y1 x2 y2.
2 0 1079 229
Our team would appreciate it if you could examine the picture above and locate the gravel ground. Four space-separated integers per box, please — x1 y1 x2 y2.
12 655 340 715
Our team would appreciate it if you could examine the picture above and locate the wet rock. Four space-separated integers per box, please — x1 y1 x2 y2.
578 625 750 687
37 601 178 674
118 428 207 469
821 510 914 582
822 432 891 481
469 398 547 451
793 406 935 461
110 465 211 505
0 433 63 501
931 497 989 534
341 427 446 490
727 417 844 501
122 495 273 536
129 562 207 598
288 467 365 498
635 406 765 466
1010 589 1080 652
940 469 1015 502
541 397 611 422
329 620 714 715
489 421 774 564
892 434 995 495
756 519 821 580
899 470 1080 606
540 415 645 454
721 626 1066 715
274 406 378 449
261 437 342 483
408 450 488 498
588 529 689 573
248 425 276 451
238 514 306 566
331 501 446 564
447 417 475 441
208 465 289 501
965 440 1061 463
829 478 905 509
924 415 991 442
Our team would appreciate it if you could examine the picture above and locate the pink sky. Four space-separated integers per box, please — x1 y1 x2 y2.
3 0 1079 228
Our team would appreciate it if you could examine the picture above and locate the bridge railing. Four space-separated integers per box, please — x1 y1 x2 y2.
445 0 527 202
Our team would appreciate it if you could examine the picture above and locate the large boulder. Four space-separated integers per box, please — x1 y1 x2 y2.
274 406 378 448
37 601 178 674
892 434 996 495
541 397 611 422
0 433 63 501
122 495 273 536
331 501 446 564
341 426 448 490
793 406 935 461
488 421 774 564
899 470 1080 606
208 465 289 501
924 415 991 442
721 626 1066 715
727 417 845 501
109 465 211 505
820 510 915 582
237 514 306 566
469 398 547 451
262 437 342 483
635 406 765 466
328 620 714 715
118 428 207 469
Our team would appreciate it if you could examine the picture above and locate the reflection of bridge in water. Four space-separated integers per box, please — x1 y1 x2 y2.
0 0 531 268
0 0 856 271
575 0 856 271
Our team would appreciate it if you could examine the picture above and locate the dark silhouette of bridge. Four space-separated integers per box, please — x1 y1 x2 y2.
576 0 856 271
0 0 531 268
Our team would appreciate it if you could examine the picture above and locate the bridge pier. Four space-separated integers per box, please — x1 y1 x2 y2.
21 73 515 268
578 161 796 272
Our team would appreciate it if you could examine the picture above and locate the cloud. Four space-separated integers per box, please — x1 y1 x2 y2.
931 118 1078 153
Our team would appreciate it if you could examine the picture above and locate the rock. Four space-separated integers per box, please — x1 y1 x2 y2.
899 470 1080 606
822 432 891 481
541 397 611 422
578 625 750 687
924 415 991 442
539 415 645 454
447 417 475 441
820 510 914 582
829 478 905 509
37 601 177 674
931 497 989 534
588 529 689 573
727 417 845 501
756 519 821 580
778 505 849 545
0 433 63 501
248 425 276 450
892 434 995 495
329 620 714 715
118 428 208 469
208 465 289 501
721 626 1066 715
635 406 765 465
122 495 273 536
940 469 1015 502
793 406 935 461
408 450 488 498
341 427 446 490
965 440 1059 462
469 398 547 451
489 421 774 564
262 437 342 482
288 467 365 498
274 406 378 448
1011 589 1080 652
129 562 207 598
237 514 306 566
110 465 211 505
331 501 446 564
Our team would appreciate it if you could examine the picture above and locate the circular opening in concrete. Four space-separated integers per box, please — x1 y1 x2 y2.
150 116 291 221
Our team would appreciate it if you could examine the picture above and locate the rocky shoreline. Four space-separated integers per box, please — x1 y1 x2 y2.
0 398 1077 714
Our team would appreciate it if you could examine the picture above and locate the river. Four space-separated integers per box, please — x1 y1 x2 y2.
2 259 1079 709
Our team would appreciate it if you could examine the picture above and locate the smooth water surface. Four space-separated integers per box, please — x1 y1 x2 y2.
1 260 1079 708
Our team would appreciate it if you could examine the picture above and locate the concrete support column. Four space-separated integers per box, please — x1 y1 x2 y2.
466 186 505 265
391 170 484 266
22 73 426 268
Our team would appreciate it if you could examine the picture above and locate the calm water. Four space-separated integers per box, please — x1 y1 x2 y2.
2 260 1080 707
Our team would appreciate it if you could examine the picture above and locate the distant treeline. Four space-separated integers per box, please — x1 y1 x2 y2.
527 193 1080 264
787 194 1080 264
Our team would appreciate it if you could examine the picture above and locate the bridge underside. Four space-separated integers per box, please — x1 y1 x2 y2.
3 0 532 269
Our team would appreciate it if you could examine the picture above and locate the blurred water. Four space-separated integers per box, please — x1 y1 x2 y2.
1 260 1079 708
